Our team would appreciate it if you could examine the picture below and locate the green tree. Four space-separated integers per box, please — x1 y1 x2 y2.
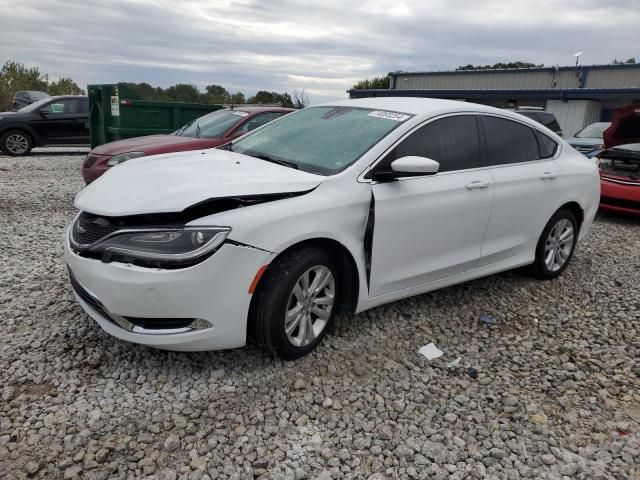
246 91 294 107
352 76 390 90
164 83 201 103
121 82 168 101
228 91 245 104
0 61 48 110
204 84 230 103
47 77 84 96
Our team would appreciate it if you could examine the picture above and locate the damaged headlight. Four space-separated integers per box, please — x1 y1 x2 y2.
75 225 230 268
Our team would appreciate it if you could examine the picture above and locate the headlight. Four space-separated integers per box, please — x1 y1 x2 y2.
73 225 230 268
106 151 145 167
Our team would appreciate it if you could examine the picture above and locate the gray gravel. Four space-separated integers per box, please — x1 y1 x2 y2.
1 150 639 480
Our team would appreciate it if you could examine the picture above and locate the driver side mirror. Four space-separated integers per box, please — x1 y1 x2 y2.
39 109 49 117
372 156 440 182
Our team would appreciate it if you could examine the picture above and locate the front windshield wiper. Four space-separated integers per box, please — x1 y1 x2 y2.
251 153 299 170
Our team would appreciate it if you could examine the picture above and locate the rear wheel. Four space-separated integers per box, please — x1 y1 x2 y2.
531 209 578 279
1 130 33 156
250 247 339 359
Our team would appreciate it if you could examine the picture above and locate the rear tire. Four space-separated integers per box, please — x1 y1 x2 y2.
1 130 33 156
249 247 339 359
531 209 578 279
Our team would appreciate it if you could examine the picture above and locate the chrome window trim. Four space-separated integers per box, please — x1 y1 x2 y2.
358 111 562 184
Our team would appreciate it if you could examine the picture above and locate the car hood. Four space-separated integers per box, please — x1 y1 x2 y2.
90 134 223 156
603 103 640 148
74 149 325 217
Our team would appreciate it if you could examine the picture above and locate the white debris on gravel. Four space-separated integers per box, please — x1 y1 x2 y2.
1 150 639 480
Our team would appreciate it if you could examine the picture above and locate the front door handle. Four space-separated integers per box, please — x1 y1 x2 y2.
466 180 491 190
540 172 558 180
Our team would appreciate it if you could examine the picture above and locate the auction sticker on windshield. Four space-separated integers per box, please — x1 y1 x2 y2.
368 110 411 122
231 111 249 116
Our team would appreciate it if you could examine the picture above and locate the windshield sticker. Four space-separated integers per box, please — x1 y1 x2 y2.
368 110 410 122
231 111 249 116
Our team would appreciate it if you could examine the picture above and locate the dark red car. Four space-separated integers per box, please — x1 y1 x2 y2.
82 107 294 184
598 103 640 216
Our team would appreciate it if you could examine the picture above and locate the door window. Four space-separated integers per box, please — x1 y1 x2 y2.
482 116 541 165
379 115 481 173
46 99 84 114
236 112 283 134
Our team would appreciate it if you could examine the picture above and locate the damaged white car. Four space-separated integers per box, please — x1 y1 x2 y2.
65 98 600 359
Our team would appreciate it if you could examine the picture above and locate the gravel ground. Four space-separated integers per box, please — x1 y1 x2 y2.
0 150 639 480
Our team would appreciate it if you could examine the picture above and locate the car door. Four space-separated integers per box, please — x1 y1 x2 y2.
368 115 494 297
478 115 562 267
31 98 89 144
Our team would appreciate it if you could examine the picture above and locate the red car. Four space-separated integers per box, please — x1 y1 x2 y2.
598 103 640 216
82 107 294 183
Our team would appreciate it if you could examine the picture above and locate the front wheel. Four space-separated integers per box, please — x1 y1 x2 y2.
249 247 339 359
1 130 33 156
531 209 578 279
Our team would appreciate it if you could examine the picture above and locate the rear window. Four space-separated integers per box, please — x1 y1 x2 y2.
534 130 558 158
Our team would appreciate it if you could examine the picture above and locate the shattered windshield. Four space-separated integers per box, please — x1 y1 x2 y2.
230 106 413 175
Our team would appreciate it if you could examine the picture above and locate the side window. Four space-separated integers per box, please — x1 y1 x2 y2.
534 130 558 158
78 98 89 114
482 116 540 165
381 115 481 173
47 99 83 114
237 112 282 134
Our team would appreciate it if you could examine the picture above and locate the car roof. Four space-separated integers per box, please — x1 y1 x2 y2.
47 95 88 100
319 97 540 123
233 106 295 113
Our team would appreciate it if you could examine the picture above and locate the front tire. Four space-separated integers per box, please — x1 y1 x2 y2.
1 130 33 156
250 247 339 359
531 209 578 279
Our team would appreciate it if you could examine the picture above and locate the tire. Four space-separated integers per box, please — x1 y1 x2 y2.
1 130 33 156
249 247 340 359
531 209 578 279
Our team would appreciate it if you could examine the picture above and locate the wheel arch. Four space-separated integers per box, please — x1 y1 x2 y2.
251 237 361 315
556 201 584 232
0 123 40 145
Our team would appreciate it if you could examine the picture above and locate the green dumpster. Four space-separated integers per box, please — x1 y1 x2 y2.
88 83 223 148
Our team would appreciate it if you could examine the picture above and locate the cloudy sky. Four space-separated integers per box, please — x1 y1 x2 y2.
0 0 638 104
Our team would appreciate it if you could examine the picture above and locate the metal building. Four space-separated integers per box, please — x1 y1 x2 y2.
349 64 640 137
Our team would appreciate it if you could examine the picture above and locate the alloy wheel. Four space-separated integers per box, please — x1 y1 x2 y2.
284 265 335 347
544 219 574 272
5 133 29 155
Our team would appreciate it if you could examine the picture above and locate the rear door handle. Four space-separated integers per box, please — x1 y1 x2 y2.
540 172 558 180
465 180 491 190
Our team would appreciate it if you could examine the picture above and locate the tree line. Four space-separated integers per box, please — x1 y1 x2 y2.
0 61 309 111
121 82 309 108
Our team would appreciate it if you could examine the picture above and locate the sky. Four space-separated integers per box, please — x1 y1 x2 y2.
0 0 638 104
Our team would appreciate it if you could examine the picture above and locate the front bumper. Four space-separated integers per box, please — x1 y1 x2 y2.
600 178 640 215
64 232 272 351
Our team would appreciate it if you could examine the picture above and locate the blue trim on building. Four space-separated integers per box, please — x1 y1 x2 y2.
348 88 640 101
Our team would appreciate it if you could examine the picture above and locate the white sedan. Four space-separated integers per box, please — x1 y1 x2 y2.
64 98 600 359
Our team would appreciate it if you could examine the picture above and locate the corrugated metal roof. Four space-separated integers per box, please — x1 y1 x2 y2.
386 64 640 91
